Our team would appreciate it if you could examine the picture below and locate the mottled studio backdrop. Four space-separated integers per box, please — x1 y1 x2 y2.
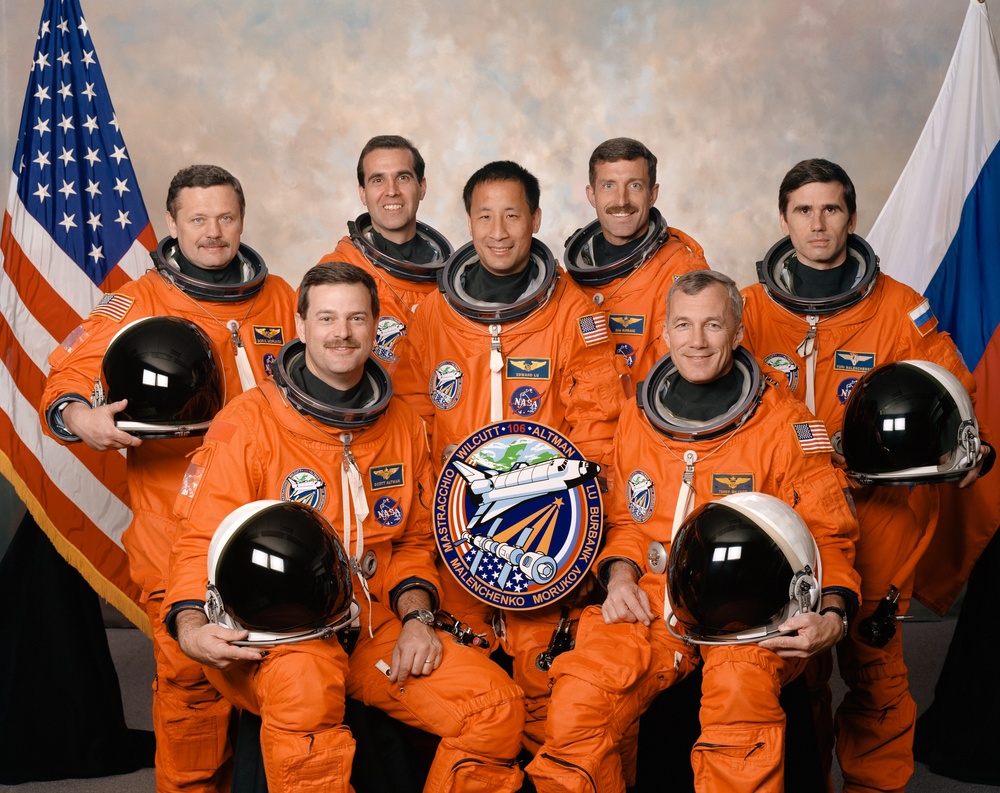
2 1 997 289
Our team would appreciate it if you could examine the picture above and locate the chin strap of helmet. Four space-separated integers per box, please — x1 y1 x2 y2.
227 319 257 392
340 432 373 636
646 449 698 639
489 324 504 421
795 315 820 414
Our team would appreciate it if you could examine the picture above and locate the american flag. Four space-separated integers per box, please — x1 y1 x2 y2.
577 313 609 346
0 0 157 630
792 421 833 455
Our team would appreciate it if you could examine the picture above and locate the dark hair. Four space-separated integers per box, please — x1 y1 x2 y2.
667 270 743 326
166 165 245 219
588 137 657 186
356 135 426 186
298 262 380 319
462 160 540 214
778 158 857 219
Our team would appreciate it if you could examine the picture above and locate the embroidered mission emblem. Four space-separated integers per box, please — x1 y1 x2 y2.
263 352 277 377
763 353 799 391
434 421 603 610
430 361 463 410
373 316 406 362
280 468 326 510
627 470 655 522
510 386 542 417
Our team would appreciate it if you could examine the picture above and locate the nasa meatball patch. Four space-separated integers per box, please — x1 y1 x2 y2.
434 421 603 610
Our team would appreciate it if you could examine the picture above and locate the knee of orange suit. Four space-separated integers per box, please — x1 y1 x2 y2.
834 697 915 792
526 747 625 793
148 595 233 791
255 644 355 793
835 634 917 790
152 683 233 792
530 623 656 791
531 673 630 792
448 681 526 762
263 725 355 793
424 683 526 793
691 721 787 793
834 660 916 793
694 646 795 793
256 643 350 732
837 630 912 713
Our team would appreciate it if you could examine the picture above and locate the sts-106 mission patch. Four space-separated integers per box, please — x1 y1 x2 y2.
434 420 603 610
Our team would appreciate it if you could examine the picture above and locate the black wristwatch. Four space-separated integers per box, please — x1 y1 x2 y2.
401 608 435 627
820 606 849 640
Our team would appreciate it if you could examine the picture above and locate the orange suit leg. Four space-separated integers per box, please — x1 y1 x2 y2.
206 640 355 793
148 596 233 793
347 603 525 793
692 644 805 793
834 489 920 793
526 606 697 793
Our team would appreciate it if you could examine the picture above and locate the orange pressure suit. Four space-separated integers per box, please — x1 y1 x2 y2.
316 215 452 365
564 210 709 387
741 259 986 793
393 240 625 750
40 246 296 793
164 355 526 793
526 349 860 793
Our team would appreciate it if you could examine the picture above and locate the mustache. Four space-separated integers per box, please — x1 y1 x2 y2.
199 240 230 249
605 205 638 215
324 339 362 349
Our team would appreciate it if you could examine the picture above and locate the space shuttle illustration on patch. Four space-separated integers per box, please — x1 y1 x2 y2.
452 456 601 586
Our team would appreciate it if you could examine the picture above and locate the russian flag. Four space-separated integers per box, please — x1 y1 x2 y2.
867 0 1000 614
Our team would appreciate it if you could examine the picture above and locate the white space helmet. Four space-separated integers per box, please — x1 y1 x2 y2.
842 359 980 485
206 500 357 645
666 492 822 645
102 316 225 438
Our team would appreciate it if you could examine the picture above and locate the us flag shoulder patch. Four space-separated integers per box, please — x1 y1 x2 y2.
89 293 134 323
578 313 609 346
908 299 937 337
792 421 833 455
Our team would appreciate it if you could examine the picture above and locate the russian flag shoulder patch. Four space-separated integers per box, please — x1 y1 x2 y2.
908 299 937 337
